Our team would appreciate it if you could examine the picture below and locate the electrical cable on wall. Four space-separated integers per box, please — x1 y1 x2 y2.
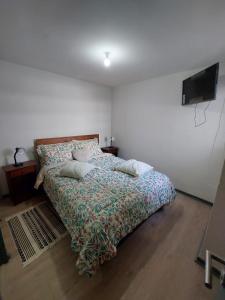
193 96 225 155
193 96 225 188
206 96 225 200
209 97 225 157
194 101 211 127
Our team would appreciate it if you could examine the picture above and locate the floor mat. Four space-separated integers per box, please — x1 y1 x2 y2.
6 201 68 266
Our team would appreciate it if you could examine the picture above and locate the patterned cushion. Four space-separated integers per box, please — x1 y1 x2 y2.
72 138 102 157
37 142 74 166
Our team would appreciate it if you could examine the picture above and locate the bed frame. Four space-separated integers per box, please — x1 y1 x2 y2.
34 133 99 152
34 133 99 163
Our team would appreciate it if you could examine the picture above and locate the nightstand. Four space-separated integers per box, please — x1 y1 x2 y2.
3 160 38 205
101 146 119 157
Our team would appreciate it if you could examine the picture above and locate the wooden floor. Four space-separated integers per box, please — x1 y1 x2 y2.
0 193 219 300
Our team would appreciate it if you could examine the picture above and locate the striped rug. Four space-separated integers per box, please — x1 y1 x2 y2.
6 202 68 266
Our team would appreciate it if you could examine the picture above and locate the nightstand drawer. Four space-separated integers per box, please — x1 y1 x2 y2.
3 160 38 205
10 165 36 178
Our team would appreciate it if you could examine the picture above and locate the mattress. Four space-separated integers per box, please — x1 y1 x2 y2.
43 154 176 275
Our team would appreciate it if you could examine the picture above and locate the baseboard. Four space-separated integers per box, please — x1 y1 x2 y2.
175 189 213 206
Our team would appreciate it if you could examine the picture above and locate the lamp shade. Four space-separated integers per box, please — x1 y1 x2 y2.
109 137 115 147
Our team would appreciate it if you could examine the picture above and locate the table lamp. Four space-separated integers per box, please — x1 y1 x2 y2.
109 137 115 147
13 147 25 167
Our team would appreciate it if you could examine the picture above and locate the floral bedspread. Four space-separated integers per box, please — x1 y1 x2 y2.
43 155 176 275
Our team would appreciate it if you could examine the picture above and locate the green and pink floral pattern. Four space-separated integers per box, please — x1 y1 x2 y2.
72 138 102 157
37 142 74 166
43 155 176 275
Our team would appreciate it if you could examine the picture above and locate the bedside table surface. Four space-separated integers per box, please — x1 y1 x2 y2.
101 146 119 157
3 160 37 173
101 146 118 150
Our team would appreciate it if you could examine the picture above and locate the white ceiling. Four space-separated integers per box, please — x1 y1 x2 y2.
0 0 225 87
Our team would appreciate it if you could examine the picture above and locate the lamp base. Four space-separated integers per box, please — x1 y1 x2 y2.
13 162 23 167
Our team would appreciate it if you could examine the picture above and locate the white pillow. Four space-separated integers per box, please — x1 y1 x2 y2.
60 161 97 179
72 145 94 162
114 159 154 177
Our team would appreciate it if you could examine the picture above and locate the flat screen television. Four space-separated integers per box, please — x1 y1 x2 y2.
182 63 219 105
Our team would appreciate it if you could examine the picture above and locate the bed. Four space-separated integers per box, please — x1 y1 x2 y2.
35 134 176 275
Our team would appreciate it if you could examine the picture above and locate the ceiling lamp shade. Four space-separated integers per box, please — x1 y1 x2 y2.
104 52 111 67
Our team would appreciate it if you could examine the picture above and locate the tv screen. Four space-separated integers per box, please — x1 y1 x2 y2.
182 63 219 105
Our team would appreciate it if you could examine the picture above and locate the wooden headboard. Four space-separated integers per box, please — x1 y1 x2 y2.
34 134 99 153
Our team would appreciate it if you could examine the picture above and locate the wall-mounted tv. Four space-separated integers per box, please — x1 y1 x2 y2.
182 63 219 105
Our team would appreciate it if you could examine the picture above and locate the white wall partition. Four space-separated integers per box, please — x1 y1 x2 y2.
112 64 225 202
0 60 112 195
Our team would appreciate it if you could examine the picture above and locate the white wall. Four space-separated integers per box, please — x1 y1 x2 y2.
112 64 225 203
0 60 112 196
1 59 225 203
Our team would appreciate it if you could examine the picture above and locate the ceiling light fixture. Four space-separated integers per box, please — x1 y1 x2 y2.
104 52 111 68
